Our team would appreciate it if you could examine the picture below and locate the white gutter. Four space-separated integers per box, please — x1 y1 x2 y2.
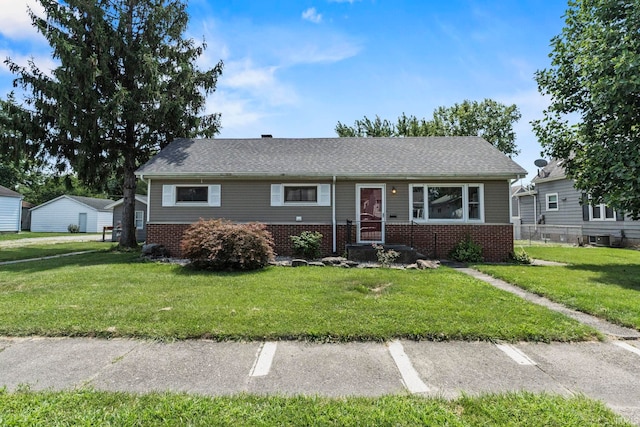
332 175 337 254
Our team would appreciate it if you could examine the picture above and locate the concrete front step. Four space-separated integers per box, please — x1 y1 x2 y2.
346 244 425 264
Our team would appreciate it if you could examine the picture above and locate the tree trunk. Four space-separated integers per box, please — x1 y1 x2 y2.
119 152 138 249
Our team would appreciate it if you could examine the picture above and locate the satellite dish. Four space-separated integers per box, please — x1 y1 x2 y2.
534 159 548 167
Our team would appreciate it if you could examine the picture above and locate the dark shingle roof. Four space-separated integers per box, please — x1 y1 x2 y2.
0 185 21 198
66 195 114 211
531 158 566 183
136 137 527 179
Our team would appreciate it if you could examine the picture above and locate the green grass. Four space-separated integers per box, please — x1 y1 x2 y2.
0 232 101 241
0 389 630 426
476 246 640 330
0 242 114 262
0 251 597 342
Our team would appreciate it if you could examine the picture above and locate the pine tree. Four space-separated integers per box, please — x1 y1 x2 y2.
4 0 223 247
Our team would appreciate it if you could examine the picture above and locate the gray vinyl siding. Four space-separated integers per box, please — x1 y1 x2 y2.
112 200 147 241
149 179 511 226
518 195 536 224
537 179 582 226
150 179 332 224
483 181 510 223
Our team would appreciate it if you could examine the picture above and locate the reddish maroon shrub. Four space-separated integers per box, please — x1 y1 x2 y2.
180 219 275 271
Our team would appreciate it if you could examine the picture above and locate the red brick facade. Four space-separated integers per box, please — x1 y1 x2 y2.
148 222 514 262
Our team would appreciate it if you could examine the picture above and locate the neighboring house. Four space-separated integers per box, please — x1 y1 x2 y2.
0 185 22 233
135 136 526 262
30 195 114 233
21 200 34 231
105 195 148 242
515 159 640 246
510 184 527 224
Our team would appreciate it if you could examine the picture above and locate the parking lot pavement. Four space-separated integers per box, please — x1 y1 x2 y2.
1 337 639 425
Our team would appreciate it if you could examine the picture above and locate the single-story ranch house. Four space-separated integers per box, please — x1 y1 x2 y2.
135 136 527 261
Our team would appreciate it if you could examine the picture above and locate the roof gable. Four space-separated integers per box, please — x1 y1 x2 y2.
104 195 148 209
0 185 22 198
32 195 115 212
136 137 527 179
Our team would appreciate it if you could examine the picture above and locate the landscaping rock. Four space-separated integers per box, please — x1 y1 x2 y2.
141 243 170 258
308 261 325 267
406 264 419 270
291 259 308 267
321 256 347 265
417 259 440 269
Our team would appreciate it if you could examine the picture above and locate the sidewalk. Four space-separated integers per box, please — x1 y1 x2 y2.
0 258 639 425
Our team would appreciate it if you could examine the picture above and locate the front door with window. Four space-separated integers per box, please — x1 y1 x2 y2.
356 185 385 243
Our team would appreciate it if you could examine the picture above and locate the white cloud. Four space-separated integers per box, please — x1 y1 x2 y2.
302 7 323 24
221 59 298 107
0 50 57 77
0 0 45 40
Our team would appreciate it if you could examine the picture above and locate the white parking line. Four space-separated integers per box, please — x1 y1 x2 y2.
614 341 640 357
388 340 430 393
495 343 537 365
250 341 277 377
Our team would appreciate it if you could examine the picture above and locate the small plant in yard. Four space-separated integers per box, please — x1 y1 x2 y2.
290 231 323 259
372 243 400 267
509 248 532 264
449 236 484 263
67 224 80 233
181 219 274 271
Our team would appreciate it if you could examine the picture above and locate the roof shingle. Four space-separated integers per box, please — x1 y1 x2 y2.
136 137 527 179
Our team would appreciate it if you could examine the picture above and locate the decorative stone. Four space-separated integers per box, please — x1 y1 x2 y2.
321 256 347 265
141 243 170 258
417 259 440 269
308 261 326 267
291 259 309 267
406 264 419 270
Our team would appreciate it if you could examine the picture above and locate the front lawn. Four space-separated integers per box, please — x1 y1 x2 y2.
0 390 630 426
477 246 640 330
0 251 597 342
0 242 113 262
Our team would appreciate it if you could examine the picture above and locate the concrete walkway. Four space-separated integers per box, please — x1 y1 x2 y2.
1 254 639 424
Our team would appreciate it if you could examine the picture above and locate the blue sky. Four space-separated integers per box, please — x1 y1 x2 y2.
0 0 570 184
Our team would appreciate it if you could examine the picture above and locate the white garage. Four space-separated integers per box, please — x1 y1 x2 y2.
30 195 114 233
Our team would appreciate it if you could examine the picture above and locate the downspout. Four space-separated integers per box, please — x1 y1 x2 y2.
533 194 537 230
508 179 513 221
332 175 337 254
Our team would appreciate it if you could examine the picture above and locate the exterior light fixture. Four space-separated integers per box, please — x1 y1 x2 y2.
391 186 397 194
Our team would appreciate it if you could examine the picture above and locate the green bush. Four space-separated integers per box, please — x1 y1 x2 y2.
181 219 275 271
290 231 323 259
449 236 484 263
372 243 400 267
509 248 532 264
68 224 80 233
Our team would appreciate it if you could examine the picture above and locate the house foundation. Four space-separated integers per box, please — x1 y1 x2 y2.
147 223 514 262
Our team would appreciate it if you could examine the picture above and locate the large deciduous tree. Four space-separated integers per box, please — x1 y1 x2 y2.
4 0 223 247
532 0 640 218
335 99 521 157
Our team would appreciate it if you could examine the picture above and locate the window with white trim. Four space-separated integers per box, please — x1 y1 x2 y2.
546 193 558 211
271 184 330 206
590 203 616 221
410 184 484 222
135 210 144 229
162 184 221 207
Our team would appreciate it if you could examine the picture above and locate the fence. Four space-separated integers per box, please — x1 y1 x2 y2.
514 224 583 245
